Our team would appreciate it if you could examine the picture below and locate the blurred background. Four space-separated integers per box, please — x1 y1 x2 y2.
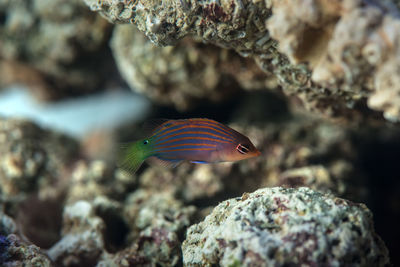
0 0 399 266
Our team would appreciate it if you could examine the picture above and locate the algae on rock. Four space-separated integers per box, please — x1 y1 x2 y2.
82 0 400 120
0 211 53 266
183 187 390 266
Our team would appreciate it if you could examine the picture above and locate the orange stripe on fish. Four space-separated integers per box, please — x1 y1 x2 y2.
155 131 234 145
156 143 217 149
155 126 236 143
158 147 216 153
117 118 261 173
156 136 232 146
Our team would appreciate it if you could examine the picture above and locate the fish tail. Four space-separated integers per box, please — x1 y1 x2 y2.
117 142 146 174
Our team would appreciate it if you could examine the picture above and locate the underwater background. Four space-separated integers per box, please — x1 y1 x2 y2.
0 0 399 266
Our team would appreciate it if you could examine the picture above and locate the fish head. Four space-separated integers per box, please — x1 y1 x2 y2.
219 137 261 162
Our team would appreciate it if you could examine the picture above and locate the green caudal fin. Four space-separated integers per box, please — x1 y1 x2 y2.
117 141 146 174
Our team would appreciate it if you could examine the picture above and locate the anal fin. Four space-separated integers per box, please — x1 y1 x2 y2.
142 119 170 136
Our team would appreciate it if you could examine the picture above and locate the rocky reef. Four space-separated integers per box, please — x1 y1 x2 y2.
1 112 397 265
183 187 389 266
1 0 400 266
0 118 78 201
0 211 52 266
83 0 400 120
0 118 197 266
110 25 272 111
0 0 113 100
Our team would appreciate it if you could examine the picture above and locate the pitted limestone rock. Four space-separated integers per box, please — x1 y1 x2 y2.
0 0 112 100
83 0 400 120
182 187 389 266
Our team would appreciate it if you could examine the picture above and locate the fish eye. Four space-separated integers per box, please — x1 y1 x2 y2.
143 140 149 145
236 143 250 154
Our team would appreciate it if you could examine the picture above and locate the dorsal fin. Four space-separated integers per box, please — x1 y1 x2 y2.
142 119 170 136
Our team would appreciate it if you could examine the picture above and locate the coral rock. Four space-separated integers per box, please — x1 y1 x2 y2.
182 187 390 266
84 0 271 53
47 201 105 266
124 189 196 237
268 0 400 120
0 118 79 200
83 0 400 120
2 234 53 267
0 211 53 266
0 0 112 100
96 189 196 266
110 25 272 110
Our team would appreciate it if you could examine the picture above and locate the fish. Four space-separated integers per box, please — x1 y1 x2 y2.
118 118 261 173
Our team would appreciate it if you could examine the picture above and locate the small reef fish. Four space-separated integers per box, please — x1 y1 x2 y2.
118 118 261 173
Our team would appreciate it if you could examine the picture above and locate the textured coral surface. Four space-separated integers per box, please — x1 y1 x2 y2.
111 25 272 110
183 187 389 266
1 0 400 265
268 0 400 121
1 109 397 266
0 0 112 100
83 0 400 120
0 212 53 266
0 118 78 200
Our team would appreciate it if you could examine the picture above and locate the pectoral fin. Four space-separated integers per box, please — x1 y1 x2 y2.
147 156 183 169
117 142 144 174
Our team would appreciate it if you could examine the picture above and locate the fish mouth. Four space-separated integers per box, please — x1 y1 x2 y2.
254 150 261 157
